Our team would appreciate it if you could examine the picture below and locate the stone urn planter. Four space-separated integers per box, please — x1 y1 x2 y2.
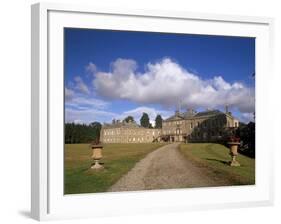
227 137 240 167
90 142 104 170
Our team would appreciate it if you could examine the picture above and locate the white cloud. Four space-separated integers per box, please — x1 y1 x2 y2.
213 76 232 90
86 62 97 74
74 76 90 95
65 85 111 123
67 96 109 110
93 58 255 113
65 108 117 124
65 87 74 101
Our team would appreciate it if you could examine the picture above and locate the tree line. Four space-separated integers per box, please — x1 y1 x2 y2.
65 113 163 144
65 122 102 144
222 121 256 158
236 121 255 158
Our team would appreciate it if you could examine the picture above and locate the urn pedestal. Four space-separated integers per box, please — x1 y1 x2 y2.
227 142 240 167
90 144 104 170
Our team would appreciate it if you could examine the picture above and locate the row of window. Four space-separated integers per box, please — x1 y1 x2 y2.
104 129 160 136
163 121 183 126
103 129 120 135
163 119 228 129
104 136 151 143
190 130 224 139
104 120 238 137
163 129 183 135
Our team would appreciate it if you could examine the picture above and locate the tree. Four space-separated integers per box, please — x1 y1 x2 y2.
64 121 102 144
155 114 163 128
90 122 102 143
123 115 135 123
236 121 255 158
140 112 150 128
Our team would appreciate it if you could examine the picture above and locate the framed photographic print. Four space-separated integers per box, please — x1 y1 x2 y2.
31 2 274 221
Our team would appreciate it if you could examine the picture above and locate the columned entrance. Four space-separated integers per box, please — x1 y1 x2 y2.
168 135 184 142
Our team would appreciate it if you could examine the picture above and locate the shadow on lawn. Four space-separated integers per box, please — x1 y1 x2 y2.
206 158 229 165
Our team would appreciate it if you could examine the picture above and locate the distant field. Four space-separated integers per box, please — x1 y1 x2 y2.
64 143 165 194
179 143 255 185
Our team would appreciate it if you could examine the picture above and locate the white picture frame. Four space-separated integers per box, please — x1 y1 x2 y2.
31 2 274 221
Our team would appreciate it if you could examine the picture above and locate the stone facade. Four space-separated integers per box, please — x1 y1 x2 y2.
100 120 161 143
100 108 239 143
161 109 239 142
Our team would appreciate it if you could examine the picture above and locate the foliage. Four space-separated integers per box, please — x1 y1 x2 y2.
236 122 255 158
123 115 135 123
140 112 150 128
65 122 102 144
155 114 163 128
228 136 240 142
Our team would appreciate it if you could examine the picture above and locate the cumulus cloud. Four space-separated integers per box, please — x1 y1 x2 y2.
93 58 255 113
74 76 90 95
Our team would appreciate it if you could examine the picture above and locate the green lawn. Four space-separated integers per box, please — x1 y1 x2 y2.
179 143 255 185
64 143 165 194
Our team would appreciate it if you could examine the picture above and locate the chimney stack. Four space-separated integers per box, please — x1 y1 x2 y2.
225 105 229 114
187 108 195 115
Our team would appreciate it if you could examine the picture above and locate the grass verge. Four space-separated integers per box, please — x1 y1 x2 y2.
179 143 255 185
65 143 165 194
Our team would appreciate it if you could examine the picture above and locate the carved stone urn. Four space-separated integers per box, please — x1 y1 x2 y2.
90 142 104 170
227 141 240 167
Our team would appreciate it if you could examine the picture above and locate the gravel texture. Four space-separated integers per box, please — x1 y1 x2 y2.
108 143 232 192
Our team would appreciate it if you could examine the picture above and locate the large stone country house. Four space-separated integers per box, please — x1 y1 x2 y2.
100 120 161 143
100 107 239 143
162 108 239 142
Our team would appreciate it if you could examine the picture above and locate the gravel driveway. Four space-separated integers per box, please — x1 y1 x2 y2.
108 143 232 192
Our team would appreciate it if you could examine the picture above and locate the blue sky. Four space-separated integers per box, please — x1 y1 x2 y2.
64 28 255 125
